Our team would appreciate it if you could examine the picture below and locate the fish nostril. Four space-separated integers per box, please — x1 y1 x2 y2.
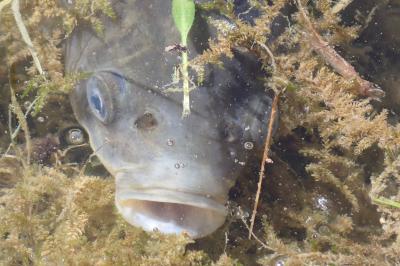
134 112 158 130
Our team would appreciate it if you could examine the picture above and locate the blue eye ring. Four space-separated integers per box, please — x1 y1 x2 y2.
86 74 115 123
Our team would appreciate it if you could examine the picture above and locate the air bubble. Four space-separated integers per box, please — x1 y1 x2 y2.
67 128 85 145
235 208 249 219
23 101 31 109
244 141 254 150
315 196 329 211
174 162 185 169
270 255 288 266
166 139 175 146
317 224 330 235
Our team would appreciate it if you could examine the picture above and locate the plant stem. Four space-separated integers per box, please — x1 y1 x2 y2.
181 50 190 117
11 0 44 75
248 92 279 239
9 71 31 165
296 0 384 99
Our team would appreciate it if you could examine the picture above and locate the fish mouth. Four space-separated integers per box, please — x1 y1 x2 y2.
115 187 228 239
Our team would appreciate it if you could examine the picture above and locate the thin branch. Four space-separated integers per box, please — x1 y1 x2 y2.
257 41 276 71
6 106 13 155
9 73 31 165
2 0 46 163
11 0 44 75
3 97 39 158
238 207 273 250
247 41 280 239
58 143 89 158
296 0 384 99
248 92 279 239
11 97 39 140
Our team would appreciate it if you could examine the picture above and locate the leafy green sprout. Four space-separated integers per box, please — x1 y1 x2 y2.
172 0 195 118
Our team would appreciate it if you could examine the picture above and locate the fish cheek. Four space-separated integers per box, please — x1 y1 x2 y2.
70 82 93 128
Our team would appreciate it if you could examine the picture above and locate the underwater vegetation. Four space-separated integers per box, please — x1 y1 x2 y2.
0 166 230 265
171 0 196 117
0 0 400 265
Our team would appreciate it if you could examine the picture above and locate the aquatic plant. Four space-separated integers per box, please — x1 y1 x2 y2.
172 0 196 117
0 162 216 265
192 0 400 263
0 0 115 113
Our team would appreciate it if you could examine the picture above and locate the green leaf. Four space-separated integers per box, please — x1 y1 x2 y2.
172 0 195 45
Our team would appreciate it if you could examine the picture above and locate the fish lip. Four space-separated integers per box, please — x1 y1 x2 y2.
113 164 232 212
115 185 228 238
115 187 228 215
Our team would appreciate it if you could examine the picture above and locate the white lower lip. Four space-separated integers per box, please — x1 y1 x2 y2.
118 205 198 236
115 194 227 238
115 188 227 215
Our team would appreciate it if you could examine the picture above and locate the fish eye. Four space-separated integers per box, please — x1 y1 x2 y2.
86 71 125 123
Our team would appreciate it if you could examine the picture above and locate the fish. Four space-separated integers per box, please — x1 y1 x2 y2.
65 0 274 238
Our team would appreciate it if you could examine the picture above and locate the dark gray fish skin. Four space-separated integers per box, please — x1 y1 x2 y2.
66 0 273 238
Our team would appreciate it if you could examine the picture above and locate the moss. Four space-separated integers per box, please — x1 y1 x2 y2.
23 72 89 115
0 162 213 265
0 0 114 113
191 0 400 264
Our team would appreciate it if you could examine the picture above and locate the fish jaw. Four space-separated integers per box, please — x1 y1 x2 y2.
115 170 229 238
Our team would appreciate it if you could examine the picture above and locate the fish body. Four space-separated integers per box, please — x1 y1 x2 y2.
66 0 273 238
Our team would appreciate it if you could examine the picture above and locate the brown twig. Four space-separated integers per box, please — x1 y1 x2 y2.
248 92 279 239
238 207 273 249
296 0 384 99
